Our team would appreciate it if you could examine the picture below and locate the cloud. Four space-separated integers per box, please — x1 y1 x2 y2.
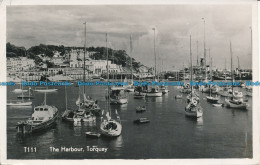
7 4 252 70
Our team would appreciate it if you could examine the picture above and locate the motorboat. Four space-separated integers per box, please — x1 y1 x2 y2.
175 95 183 99
134 118 150 124
136 106 146 113
16 94 58 134
109 87 128 104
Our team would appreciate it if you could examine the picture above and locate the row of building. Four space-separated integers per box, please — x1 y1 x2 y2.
7 49 122 76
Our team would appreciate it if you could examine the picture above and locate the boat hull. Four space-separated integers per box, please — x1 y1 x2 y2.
146 92 162 97
225 99 248 109
206 96 219 104
100 120 122 137
185 106 203 118
110 98 128 104
34 89 58 92
17 110 59 134
7 101 32 106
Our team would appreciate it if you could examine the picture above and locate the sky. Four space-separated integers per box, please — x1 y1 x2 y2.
7 5 253 70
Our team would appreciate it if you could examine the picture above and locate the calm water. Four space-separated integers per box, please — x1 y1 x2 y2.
7 82 252 159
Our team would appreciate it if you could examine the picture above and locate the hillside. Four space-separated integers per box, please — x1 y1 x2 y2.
6 43 149 72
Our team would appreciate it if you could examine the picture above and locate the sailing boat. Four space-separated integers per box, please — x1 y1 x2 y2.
62 85 74 122
125 35 135 92
185 35 203 118
73 22 96 122
16 92 58 134
13 82 28 93
8 85 32 106
146 28 162 97
225 42 248 109
17 87 34 99
206 51 219 103
100 33 122 137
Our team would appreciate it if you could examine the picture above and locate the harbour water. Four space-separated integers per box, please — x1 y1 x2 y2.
7 82 252 159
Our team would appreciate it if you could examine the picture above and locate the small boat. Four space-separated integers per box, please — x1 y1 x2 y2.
34 87 58 92
16 93 58 134
7 101 32 106
13 89 28 93
73 109 96 122
145 86 162 97
62 110 74 122
175 95 183 99
85 132 101 138
206 96 219 104
13 83 28 93
212 103 224 107
134 118 150 124
133 86 146 98
136 106 146 113
17 87 34 99
225 98 248 109
160 86 169 94
185 98 203 118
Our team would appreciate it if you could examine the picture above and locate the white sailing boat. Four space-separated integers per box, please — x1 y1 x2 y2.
206 54 219 103
8 85 32 106
225 42 248 109
13 82 28 93
73 22 96 122
17 87 34 99
62 86 74 122
146 28 162 97
125 35 135 92
184 35 203 118
100 33 122 137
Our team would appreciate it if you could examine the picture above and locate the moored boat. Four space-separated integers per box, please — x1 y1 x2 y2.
136 106 146 113
134 118 150 124
85 132 101 138
16 93 58 134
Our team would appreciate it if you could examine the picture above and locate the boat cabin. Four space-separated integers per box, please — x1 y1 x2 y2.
31 105 57 122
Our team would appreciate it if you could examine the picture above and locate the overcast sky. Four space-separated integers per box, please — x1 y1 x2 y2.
7 5 252 70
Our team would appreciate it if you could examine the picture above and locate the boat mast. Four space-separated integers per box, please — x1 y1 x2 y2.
152 28 156 81
83 22 86 98
190 35 193 97
197 40 199 66
106 33 111 115
65 85 67 110
130 35 133 83
202 18 207 80
230 41 234 99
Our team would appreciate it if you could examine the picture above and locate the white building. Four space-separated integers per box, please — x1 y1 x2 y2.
70 59 121 75
7 57 35 72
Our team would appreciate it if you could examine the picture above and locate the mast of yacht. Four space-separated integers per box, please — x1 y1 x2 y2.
190 35 193 97
83 22 86 101
106 33 111 116
230 41 234 100
152 28 156 81
130 35 133 84
202 18 207 81
65 85 68 110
